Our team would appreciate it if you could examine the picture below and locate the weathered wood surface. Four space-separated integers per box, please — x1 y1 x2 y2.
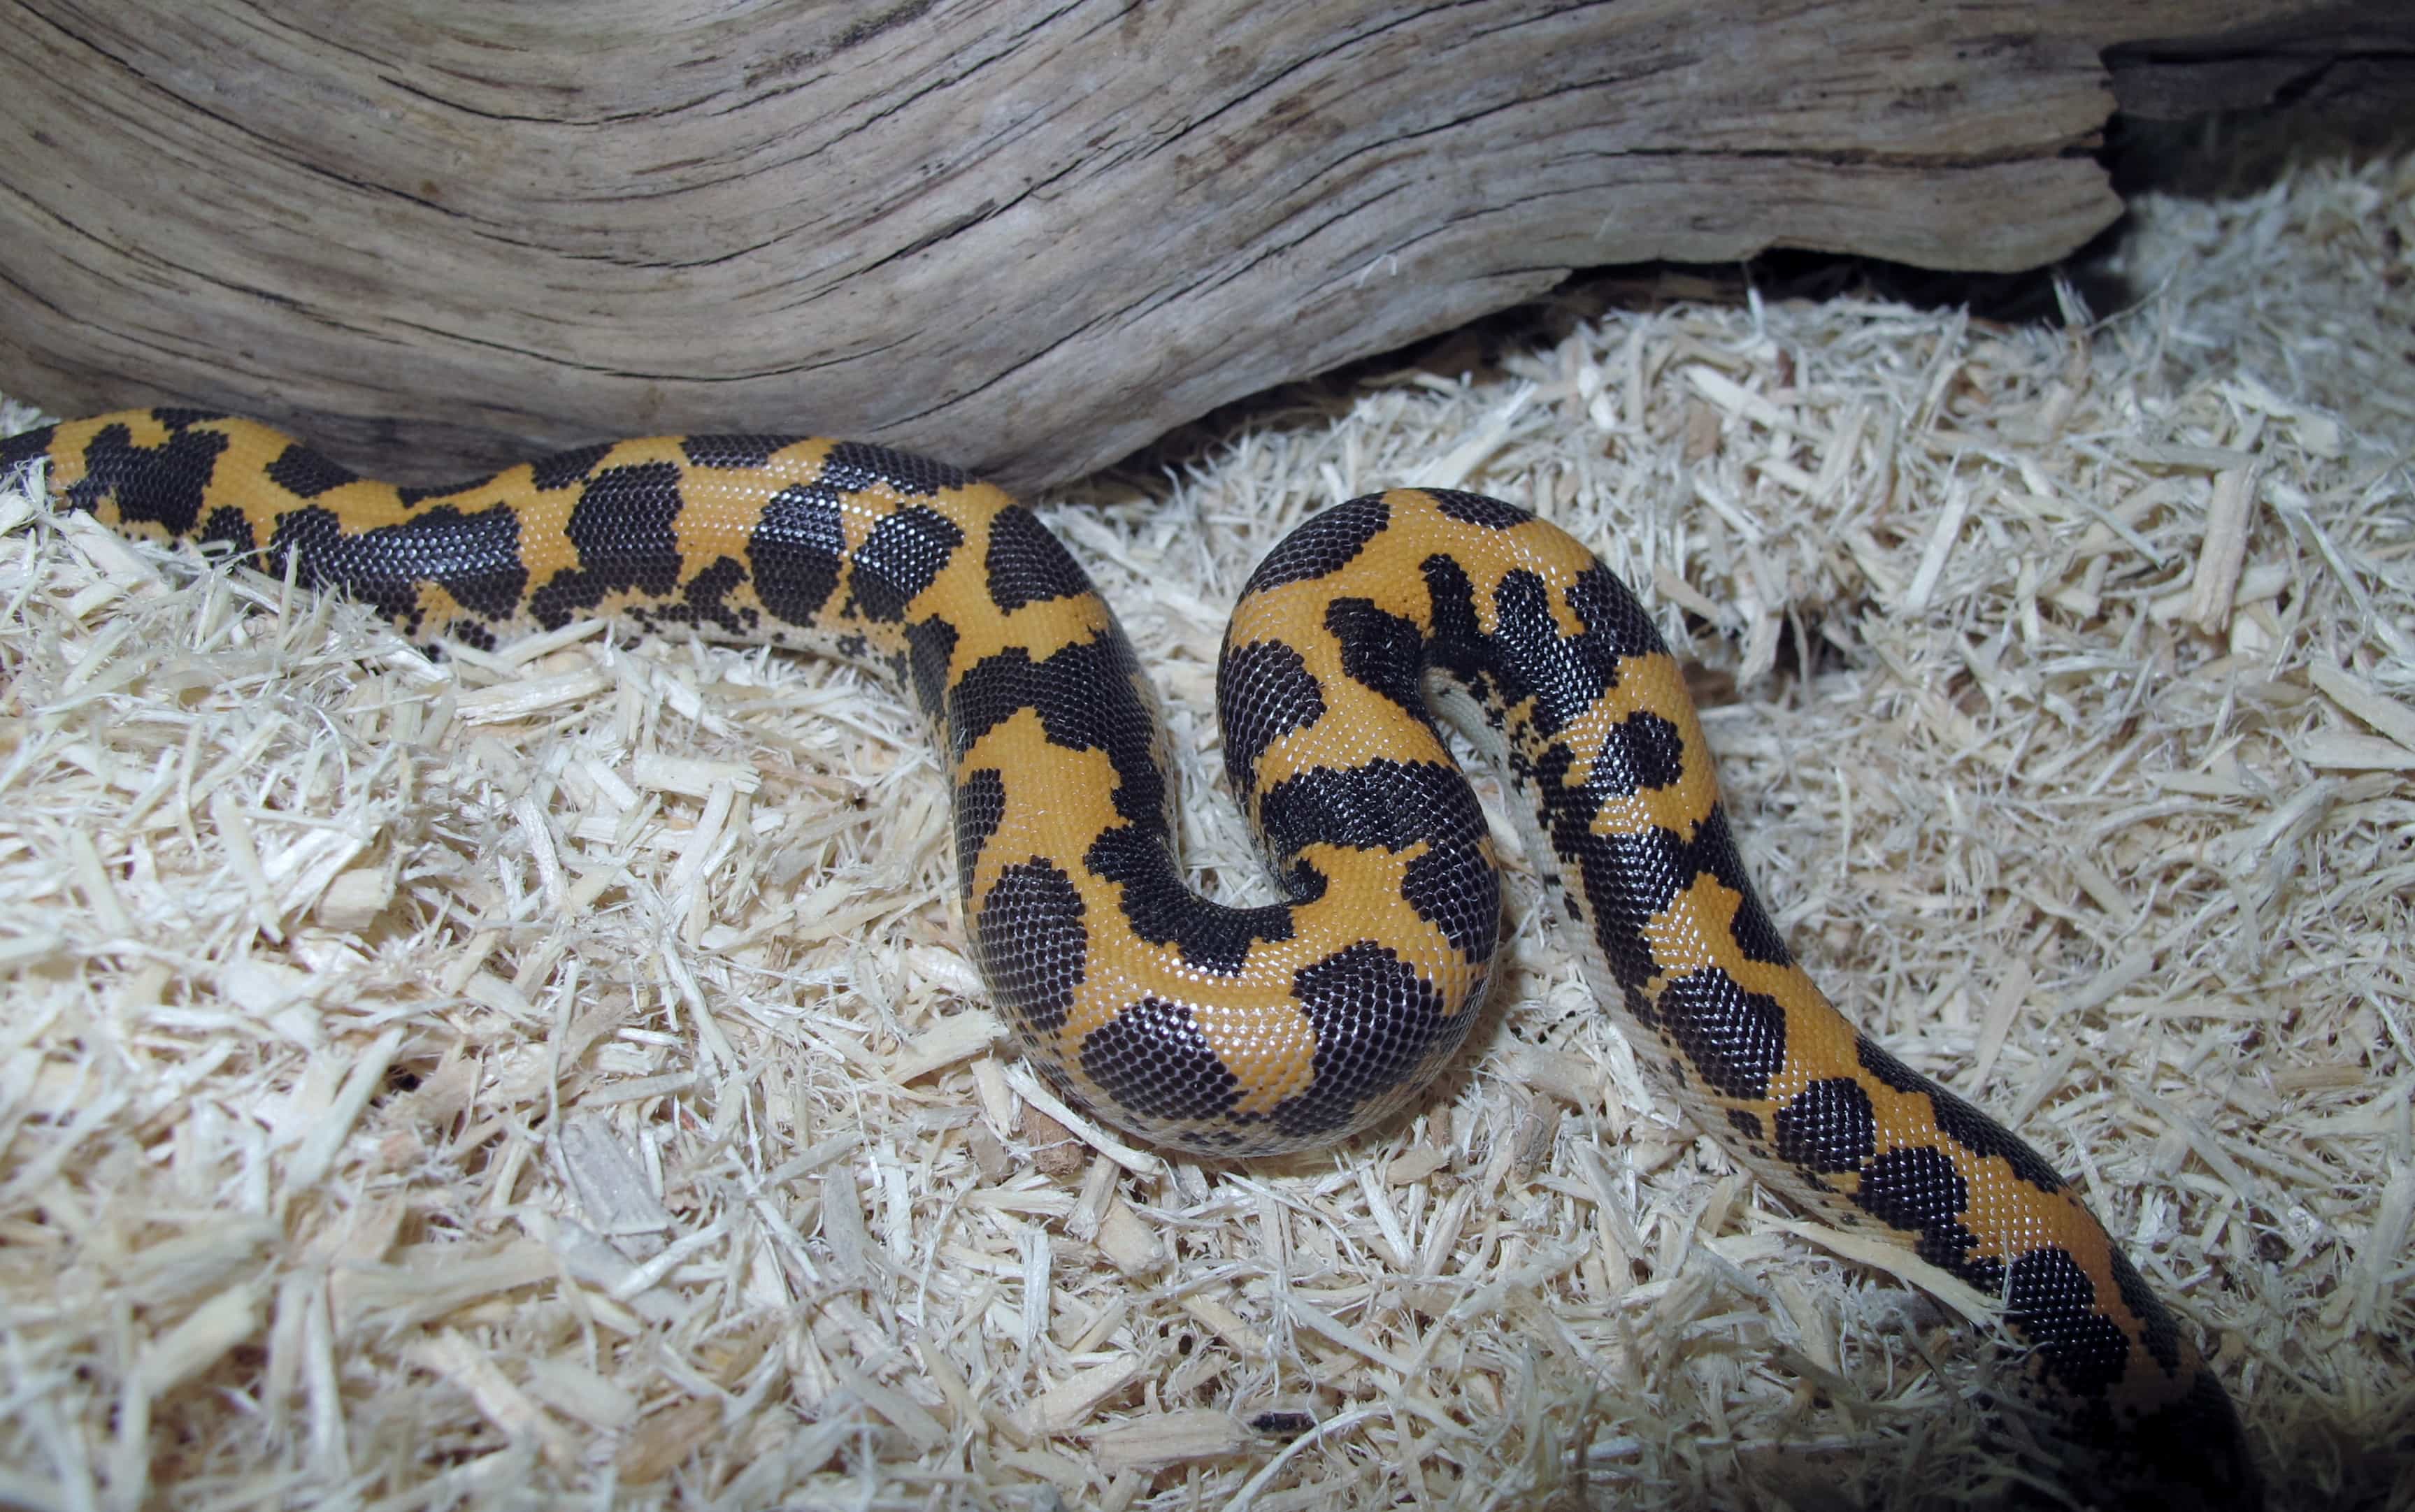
0 1 2369 491
2107 1 2415 120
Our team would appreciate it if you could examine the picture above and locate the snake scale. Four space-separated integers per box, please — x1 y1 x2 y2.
2 410 2258 1507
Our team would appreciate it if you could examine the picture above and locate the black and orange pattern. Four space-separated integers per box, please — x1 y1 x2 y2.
1 409 2258 1507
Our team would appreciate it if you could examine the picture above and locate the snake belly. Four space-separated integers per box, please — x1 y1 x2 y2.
3 409 2257 1506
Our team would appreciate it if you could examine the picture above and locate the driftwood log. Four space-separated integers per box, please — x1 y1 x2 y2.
0 1 2386 491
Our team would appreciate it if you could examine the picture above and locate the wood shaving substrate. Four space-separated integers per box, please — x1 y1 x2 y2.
1 152 2409 1512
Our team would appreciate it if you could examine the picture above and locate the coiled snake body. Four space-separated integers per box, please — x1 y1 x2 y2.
3 410 2257 1506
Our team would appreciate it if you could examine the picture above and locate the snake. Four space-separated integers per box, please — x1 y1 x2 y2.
3 408 2258 1507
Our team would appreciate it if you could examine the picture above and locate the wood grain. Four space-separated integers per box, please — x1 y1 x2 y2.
0 1 2360 490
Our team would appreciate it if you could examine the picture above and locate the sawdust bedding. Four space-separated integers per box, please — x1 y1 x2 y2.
0 143 2409 1512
